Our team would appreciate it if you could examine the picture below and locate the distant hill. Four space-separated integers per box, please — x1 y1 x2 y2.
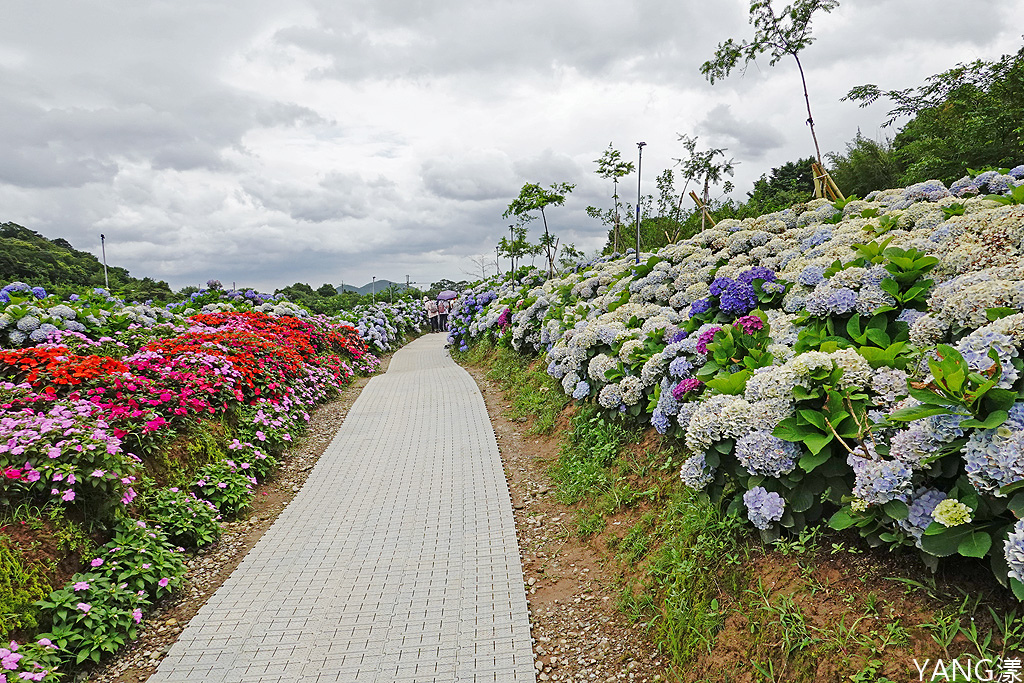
0 222 172 300
338 280 416 296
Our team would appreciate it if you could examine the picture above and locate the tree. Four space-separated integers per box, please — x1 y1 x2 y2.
316 283 337 297
503 182 575 277
701 0 840 168
826 134 900 197
590 144 634 253
675 134 736 231
744 156 816 214
497 223 541 280
844 45 1024 185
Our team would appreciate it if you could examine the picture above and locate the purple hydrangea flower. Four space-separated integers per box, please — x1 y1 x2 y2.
671 378 704 401
689 298 712 317
743 487 786 530
737 267 777 284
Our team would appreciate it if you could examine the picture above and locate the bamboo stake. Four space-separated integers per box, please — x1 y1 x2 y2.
689 191 718 227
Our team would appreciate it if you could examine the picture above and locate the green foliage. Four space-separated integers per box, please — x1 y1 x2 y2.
827 133 901 198
98 520 186 601
0 533 52 637
192 461 255 517
142 487 222 548
551 406 635 504
845 45 1024 185
744 157 816 215
36 574 147 664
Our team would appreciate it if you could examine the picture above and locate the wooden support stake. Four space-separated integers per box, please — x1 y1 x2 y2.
689 191 718 227
812 163 845 202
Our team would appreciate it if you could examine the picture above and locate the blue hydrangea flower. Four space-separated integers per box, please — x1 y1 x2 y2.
651 410 671 434
737 267 776 284
1006 519 1024 584
710 277 757 316
743 486 786 530
572 380 590 400
735 431 799 477
797 265 826 287
679 452 714 490
689 298 712 317
849 453 913 505
897 487 946 545
668 356 693 379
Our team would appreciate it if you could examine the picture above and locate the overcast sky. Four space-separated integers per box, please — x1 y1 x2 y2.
1 1 1019 292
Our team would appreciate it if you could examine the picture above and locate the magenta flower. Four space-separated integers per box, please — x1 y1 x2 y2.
61 490 75 502
695 327 723 355
132 608 143 624
90 558 104 567
158 578 170 587
73 581 90 591
672 379 705 401
91 469 106 477
735 314 765 335
76 603 91 613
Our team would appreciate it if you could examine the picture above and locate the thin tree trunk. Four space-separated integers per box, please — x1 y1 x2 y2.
793 53 823 168
540 207 554 277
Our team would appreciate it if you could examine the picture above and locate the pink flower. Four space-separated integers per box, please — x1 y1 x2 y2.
158 578 170 587
132 608 143 624
90 558 104 567
91 469 105 477
25 470 40 483
255 430 266 441
76 602 91 613
62 489 76 502
35 638 56 650
73 581 90 591
142 563 151 569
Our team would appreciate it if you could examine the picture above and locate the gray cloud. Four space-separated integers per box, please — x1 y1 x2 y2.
0 0 1017 291
695 104 785 160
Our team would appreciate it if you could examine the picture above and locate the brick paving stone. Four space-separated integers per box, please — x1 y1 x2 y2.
150 334 534 683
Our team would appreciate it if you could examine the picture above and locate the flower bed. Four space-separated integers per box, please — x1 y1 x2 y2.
0 290 403 677
451 166 1024 599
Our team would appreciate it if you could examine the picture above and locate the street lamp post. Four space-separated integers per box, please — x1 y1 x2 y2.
372 276 376 304
100 234 109 290
635 142 646 264
508 224 515 279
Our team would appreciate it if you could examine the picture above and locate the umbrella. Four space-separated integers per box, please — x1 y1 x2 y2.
437 290 457 300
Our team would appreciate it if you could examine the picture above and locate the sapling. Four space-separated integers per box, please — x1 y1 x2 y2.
701 0 839 169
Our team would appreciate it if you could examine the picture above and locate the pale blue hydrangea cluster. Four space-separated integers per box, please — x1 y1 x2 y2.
955 328 1020 388
849 448 914 505
1005 519 1024 584
897 487 947 545
964 403 1024 496
743 486 786 530
734 430 799 477
680 452 714 490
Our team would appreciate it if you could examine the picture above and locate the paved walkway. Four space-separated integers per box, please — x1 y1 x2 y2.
150 334 534 682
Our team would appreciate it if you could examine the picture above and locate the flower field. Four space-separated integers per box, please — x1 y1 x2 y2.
448 167 1024 601
0 287 424 680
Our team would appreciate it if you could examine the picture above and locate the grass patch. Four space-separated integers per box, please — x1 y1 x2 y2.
458 340 568 435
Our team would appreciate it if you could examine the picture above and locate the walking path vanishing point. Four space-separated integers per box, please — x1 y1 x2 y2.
150 334 535 683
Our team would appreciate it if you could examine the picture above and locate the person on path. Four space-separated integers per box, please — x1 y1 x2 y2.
425 298 439 332
437 298 449 332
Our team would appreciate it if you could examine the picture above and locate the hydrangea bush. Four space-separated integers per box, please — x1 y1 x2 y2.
450 168 1024 599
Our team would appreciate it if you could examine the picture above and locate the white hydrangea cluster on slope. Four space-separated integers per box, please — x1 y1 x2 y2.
446 170 1024 577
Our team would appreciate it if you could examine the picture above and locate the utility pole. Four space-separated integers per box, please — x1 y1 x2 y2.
372 276 376 304
495 246 501 275
100 234 109 290
635 142 646 264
